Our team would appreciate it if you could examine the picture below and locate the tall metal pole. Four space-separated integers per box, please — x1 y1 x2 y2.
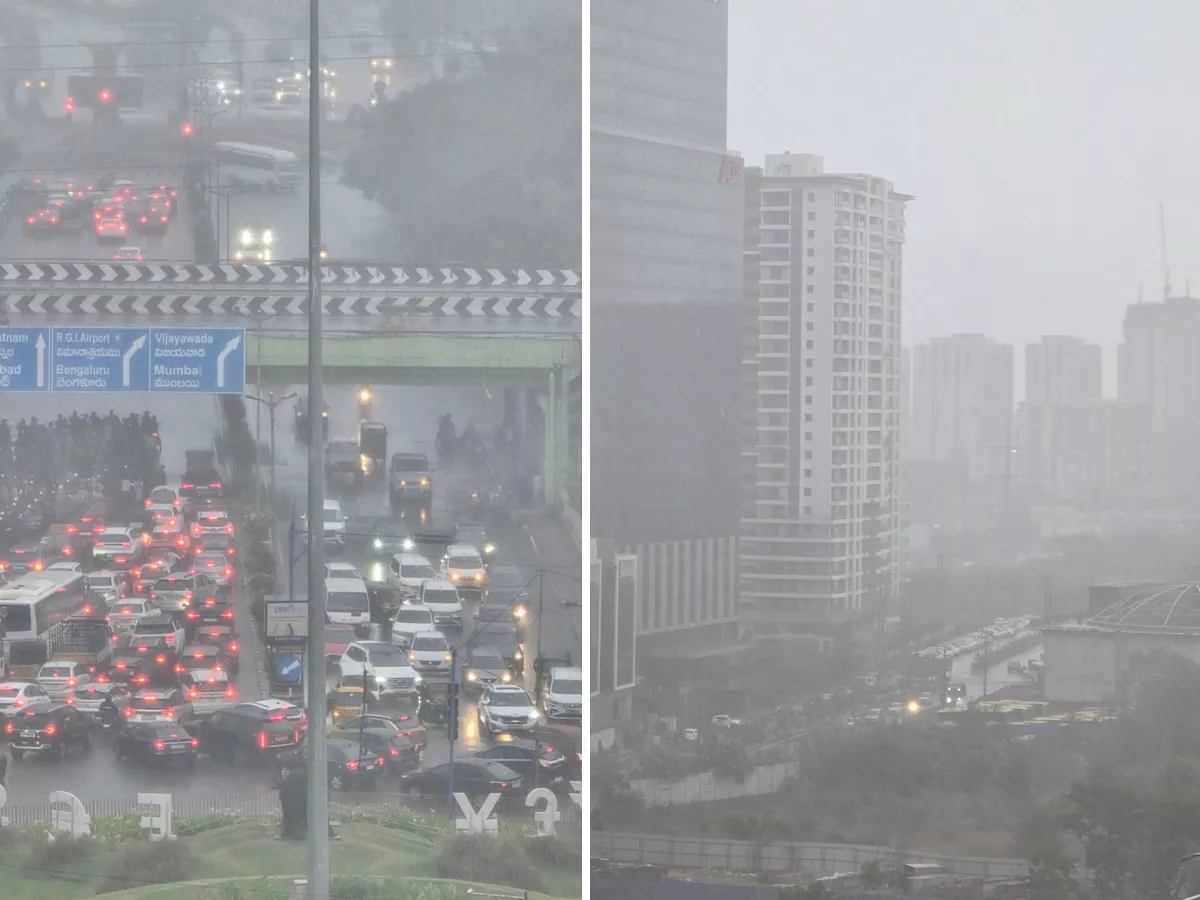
269 392 277 517
304 0 328 894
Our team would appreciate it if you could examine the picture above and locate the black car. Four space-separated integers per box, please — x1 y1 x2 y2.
399 758 524 800
190 625 240 675
5 704 94 760
185 593 235 629
462 645 516 693
471 739 568 787
485 564 527 604
2 541 62 575
280 738 386 791
106 653 163 688
367 518 414 556
352 727 421 775
113 722 198 767
126 637 179 684
472 613 523 671
195 703 299 763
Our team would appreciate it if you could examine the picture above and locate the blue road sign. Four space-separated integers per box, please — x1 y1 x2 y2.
149 327 246 394
0 326 246 394
0 327 51 392
278 655 303 682
51 326 150 392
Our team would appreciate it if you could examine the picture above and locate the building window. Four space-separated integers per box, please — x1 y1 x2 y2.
807 285 814 294
804 469 812 477
806 359 813 367
805 377 813 386
808 192 815 202
806 266 814 276
806 340 813 349
807 230 816 239
804 488 812 497
807 248 815 257
805 395 812 405
807 211 816 221
805 451 812 459
805 413 812 422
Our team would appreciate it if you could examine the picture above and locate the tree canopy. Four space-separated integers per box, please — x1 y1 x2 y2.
344 5 580 264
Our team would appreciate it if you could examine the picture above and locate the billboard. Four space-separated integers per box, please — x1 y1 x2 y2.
266 600 307 641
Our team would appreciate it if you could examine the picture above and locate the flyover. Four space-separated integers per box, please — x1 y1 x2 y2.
0 260 583 499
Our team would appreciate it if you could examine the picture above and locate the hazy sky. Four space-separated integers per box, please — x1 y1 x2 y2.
729 0 1200 393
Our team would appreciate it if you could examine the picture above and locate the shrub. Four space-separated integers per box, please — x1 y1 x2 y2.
434 832 544 892
199 878 290 900
524 832 581 870
175 813 240 837
90 812 147 847
30 832 95 874
329 878 461 900
96 838 191 894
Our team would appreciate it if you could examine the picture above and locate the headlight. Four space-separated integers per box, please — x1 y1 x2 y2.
483 544 495 554
373 539 382 549
239 229 253 245
467 671 477 681
514 606 526 618
402 539 414 551
262 231 274 244
375 676 386 686
529 711 540 720
413 674 421 683
500 672 512 682
514 650 522 660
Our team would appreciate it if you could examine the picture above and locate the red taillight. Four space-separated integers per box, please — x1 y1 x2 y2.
115 661 127 670
224 567 232 577
96 674 110 683
164 635 176 644
221 609 234 620
181 483 193 490
258 731 268 749
210 482 222 489
224 524 234 534
225 687 236 698
347 760 359 771
66 677 76 687
186 610 199 620
174 664 185 674
154 740 165 751
187 689 199 700
43 723 57 736
190 738 199 748
228 642 239 653
123 707 135 717
163 708 175 719
133 675 148 685
269 713 285 721
389 748 399 757
499 781 509 789
25 216 33 224
155 655 166 664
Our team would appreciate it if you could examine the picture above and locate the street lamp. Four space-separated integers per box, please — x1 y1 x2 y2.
237 309 286 483
244 391 298 518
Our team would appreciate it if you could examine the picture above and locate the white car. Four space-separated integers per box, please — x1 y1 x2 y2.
108 597 155 632
36 660 91 700
145 485 182 509
442 543 488 593
306 498 346 547
406 630 452 673
124 688 191 724
417 579 464 630
338 640 421 700
711 714 742 728
0 682 51 716
390 603 435 647
478 683 540 734
542 666 582 721
181 670 237 716
92 527 137 564
387 553 436 602
85 571 129 604
324 561 360 580
191 510 233 538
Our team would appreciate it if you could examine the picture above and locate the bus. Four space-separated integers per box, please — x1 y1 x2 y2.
213 142 304 191
0 570 90 643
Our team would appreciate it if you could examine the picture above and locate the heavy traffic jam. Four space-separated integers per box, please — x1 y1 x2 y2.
0 408 582 804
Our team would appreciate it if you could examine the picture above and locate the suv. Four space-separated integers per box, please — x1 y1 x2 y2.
417 579 464 630
442 543 488 595
390 603 435 647
151 573 215 613
92 528 140 566
132 613 186 649
196 703 301 762
387 553 436 602
478 683 540 734
542 666 583 721
389 452 431 506
472 739 568 786
5 704 94 759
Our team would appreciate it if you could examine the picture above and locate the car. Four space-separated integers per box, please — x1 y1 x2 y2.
405 630 452 674
181 669 238 716
273 737 386 790
190 625 240 674
131 203 169 232
191 510 234 538
4 541 65 574
123 687 191 724
86 570 131 606
478 684 540 734
542 667 582 721
70 681 130 720
711 714 742 728
454 524 495 561
132 553 184 593
105 652 160 688
184 592 236 629
251 77 276 102
92 528 139 566
41 523 88 558
390 603 435 647
23 207 59 232
192 552 235 588
132 614 185 649
151 573 215 613
473 609 524 671
113 721 199 767
122 639 180 687
337 641 421 702
389 452 432 505
5 704 94 759
462 645 515 692
356 727 422 775
369 519 414 556
324 561 359 580
174 644 227 677
387 553 437 603
332 705 424 742
318 498 347 546
192 534 236 558
114 246 143 261
0 682 51 717
145 503 180 525
442 544 489 594
145 485 182 509
399 758 524 800
36 659 92 700
95 215 128 240
195 702 300 762
471 739 568 786
416 580 464 630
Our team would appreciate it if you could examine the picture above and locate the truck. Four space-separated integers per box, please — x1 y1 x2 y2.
47 617 114 674
181 449 222 501
359 422 387 479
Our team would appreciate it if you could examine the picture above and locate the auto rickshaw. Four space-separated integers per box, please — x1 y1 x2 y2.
326 681 365 727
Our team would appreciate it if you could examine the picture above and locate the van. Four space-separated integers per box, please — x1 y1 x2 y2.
387 553 436 601
324 573 370 627
542 666 582 721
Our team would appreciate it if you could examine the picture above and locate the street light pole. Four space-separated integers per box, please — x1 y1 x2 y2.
244 391 296 519
304 0 328 894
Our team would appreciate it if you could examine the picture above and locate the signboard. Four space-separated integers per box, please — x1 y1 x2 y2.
0 327 245 394
266 600 308 641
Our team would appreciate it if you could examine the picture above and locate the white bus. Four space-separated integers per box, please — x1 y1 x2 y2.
323 573 370 627
0 570 90 643
213 142 304 191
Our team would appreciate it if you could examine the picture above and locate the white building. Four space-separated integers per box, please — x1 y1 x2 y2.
1026 335 1102 405
739 152 909 635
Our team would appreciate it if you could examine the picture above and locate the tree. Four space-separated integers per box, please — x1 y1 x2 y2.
344 6 580 264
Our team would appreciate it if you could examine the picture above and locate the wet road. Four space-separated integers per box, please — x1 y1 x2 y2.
950 642 1044 702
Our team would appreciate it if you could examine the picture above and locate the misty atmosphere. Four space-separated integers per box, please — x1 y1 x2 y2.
0 1 581 898
591 3 1200 900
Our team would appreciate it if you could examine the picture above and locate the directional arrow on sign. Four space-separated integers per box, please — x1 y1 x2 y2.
35 333 45 387
216 334 241 389
122 334 146 387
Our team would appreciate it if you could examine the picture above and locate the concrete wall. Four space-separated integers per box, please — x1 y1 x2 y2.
1044 627 1200 702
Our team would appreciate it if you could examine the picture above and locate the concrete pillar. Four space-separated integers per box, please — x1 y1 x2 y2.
538 366 570 511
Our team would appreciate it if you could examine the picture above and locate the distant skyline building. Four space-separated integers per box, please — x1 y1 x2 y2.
739 152 909 636
591 0 744 545
1026 335 1102 405
910 334 1014 528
